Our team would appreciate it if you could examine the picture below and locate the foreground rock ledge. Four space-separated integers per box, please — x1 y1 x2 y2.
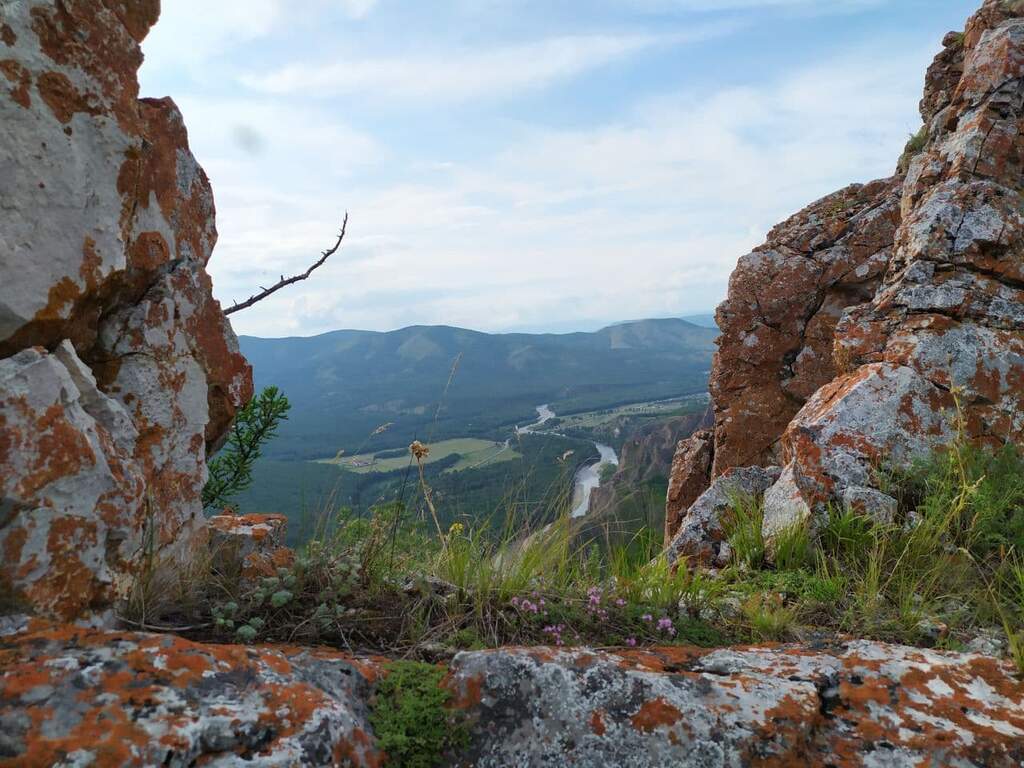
2 623 1022 767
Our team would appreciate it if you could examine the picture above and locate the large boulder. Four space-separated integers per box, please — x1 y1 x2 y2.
3 624 1022 767
0 1 252 622
764 1 1024 525
667 0 1024 558
709 177 902 477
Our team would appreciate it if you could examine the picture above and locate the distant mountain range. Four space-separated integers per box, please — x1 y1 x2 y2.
240 318 719 461
681 313 718 329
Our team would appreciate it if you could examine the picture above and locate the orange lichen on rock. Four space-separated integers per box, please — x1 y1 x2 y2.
0 623 383 768
1 0 251 624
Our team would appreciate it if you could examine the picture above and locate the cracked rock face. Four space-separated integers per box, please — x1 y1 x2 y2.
446 642 1024 767
0 623 383 767
2 625 1022 767
709 177 903 480
770 1 1024 520
0 1 252 622
668 0 1024 554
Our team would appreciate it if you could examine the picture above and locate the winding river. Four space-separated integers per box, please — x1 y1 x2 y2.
517 405 619 519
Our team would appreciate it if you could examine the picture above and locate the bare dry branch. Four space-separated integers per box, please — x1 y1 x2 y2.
224 212 348 316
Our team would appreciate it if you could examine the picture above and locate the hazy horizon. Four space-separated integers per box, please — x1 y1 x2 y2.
140 0 978 338
237 312 719 340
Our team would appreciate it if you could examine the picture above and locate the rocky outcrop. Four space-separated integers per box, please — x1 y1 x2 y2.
0 1 251 622
709 177 903 478
668 0 1024 562
664 428 713 543
3 623 1023 767
763 0 1024 529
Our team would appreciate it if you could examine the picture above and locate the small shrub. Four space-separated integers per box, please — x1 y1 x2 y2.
370 661 467 768
743 594 795 641
898 125 929 170
820 504 876 564
203 386 291 512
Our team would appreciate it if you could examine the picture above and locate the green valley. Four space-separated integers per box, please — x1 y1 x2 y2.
230 318 717 544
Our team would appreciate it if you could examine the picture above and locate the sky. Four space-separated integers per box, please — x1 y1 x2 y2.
140 0 980 338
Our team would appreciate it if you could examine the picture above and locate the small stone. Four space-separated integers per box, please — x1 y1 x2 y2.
967 629 1008 657
665 465 781 568
915 618 949 645
842 486 898 526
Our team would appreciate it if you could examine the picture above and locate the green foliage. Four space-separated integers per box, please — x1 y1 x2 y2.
369 661 466 768
723 492 765 570
772 522 813 572
203 386 291 512
820 504 876 564
899 125 929 169
742 594 795 641
739 568 845 606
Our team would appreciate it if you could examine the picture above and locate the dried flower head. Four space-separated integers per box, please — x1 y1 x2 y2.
410 440 430 460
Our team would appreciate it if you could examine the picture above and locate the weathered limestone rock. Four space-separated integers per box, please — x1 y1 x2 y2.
765 1 1024 519
664 429 714 544
3 626 1022 767
448 641 1024 767
208 513 295 583
0 344 144 623
842 485 898 526
0 1 252 621
665 465 780 568
709 177 903 477
0 623 382 767
668 0 1024 557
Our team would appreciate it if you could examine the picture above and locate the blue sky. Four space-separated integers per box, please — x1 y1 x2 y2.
140 0 979 337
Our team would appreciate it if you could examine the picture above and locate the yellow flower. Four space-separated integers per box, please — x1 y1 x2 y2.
448 522 464 536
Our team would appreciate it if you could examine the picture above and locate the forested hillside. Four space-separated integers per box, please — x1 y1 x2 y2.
240 318 716 461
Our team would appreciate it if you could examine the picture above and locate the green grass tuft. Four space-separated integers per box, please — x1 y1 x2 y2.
723 492 765 570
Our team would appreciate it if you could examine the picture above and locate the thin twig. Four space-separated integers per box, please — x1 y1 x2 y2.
117 615 212 632
224 213 348 316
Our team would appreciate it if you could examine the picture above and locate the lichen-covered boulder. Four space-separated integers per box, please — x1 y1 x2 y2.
0 622 383 767
0 1 251 622
764 2 1024 519
665 465 780 568
445 641 1024 767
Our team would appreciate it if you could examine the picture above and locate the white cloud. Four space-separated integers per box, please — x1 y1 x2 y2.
142 0 282 70
651 0 885 11
240 27 730 102
142 0 378 72
339 0 381 18
204 38 933 337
